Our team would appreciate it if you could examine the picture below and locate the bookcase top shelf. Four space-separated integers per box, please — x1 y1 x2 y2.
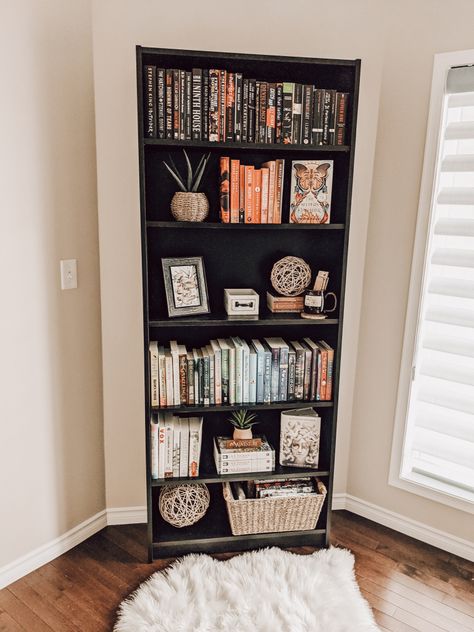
144 138 350 153
146 221 345 230
151 400 334 415
149 313 339 328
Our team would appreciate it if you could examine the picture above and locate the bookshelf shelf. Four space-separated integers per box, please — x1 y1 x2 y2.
137 45 360 561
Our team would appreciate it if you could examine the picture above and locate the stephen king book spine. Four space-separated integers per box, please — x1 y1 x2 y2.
239 164 245 223
275 82 283 143
242 78 249 142
179 70 186 140
208 69 219 142
322 89 336 144
191 68 202 141
335 92 349 145
156 68 165 139
165 69 173 139
248 79 256 143
244 165 254 223
311 87 324 145
184 71 192 140
225 72 235 141
282 82 293 144
258 81 267 143
219 69 227 142
266 83 276 144
234 73 243 142
172 69 180 140
202 69 209 140
302 84 313 145
144 65 156 138
292 83 303 144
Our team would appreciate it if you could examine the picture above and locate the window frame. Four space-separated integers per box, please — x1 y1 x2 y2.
389 49 474 515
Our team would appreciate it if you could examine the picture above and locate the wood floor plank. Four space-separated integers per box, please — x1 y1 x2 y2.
0 610 24 632
372 608 419 632
0 589 53 631
8 581 78 632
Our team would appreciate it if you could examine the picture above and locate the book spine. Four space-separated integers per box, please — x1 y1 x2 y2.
242 345 250 404
144 65 157 138
260 167 269 224
270 347 280 403
225 72 235 141
157 69 165 139
325 346 334 401
184 71 192 140
149 342 159 407
303 349 312 401
278 346 289 402
266 161 276 223
150 418 159 479
198 356 204 405
179 420 189 477
187 356 195 405
311 88 324 145
170 345 180 405
254 168 262 224
328 88 336 144
214 348 222 405
294 349 305 400
263 351 272 403
158 350 167 407
322 89 335 144
302 84 313 145
319 347 327 401
208 350 215 405
179 70 186 140
230 159 240 223
234 73 243 142
191 68 202 141
172 69 180 140
165 69 173 139
274 159 284 224
202 69 209 140
255 349 264 404
165 354 174 405
288 351 296 401
219 156 230 223
221 348 229 404
158 416 165 479
335 92 348 145
239 165 245 223
164 419 173 478
189 420 202 477
242 78 249 143
266 83 276 144
310 346 318 401
172 420 180 478
203 355 210 406
244 165 254 223
275 82 283 143
248 79 256 143
254 82 260 144
228 346 236 404
282 82 293 144
179 354 187 405
292 83 303 144
234 345 243 404
208 69 219 142
194 355 200 405
219 69 227 142
258 82 267 143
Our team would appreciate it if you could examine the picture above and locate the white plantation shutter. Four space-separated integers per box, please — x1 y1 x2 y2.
402 66 474 500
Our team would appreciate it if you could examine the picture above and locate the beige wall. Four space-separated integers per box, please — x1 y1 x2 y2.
348 0 474 541
0 0 104 567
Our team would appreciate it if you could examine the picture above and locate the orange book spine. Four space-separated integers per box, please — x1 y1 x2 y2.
263 161 276 223
244 166 254 223
273 159 284 223
230 159 240 223
239 165 245 223
260 167 270 223
253 169 262 223
219 156 230 223
319 347 328 400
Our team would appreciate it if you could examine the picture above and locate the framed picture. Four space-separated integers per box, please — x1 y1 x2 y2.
161 257 210 318
289 160 333 224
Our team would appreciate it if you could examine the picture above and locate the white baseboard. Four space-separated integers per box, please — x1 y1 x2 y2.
333 493 474 562
106 506 147 525
0 510 107 590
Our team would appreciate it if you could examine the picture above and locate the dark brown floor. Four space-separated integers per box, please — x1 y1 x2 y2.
0 511 472 631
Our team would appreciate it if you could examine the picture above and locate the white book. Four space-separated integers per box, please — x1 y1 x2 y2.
239 338 250 404
206 344 215 405
210 339 222 405
264 337 281 402
157 413 166 479
150 416 159 479
158 345 167 407
164 413 174 478
227 338 236 404
164 350 174 406
249 347 257 404
217 338 230 404
251 339 265 404
169 340 181 406
189 416 203 477
179 417 190 478
230 337 243 404
279 408 321 469
149 341 159 407
172 415 181 477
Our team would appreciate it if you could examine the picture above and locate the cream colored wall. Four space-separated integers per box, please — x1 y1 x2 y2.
92 0 384 508
0 0 104 567
348 0 474 541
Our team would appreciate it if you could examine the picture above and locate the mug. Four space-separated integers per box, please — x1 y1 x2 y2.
303 290 337 315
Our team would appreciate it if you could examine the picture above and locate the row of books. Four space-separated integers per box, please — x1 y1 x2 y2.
143 65 349 146
214 435 275 475
219 157 284 223
149 338 334 408
150 414 203 479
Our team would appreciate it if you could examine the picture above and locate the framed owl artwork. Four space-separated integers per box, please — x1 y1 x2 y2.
289 160 333 224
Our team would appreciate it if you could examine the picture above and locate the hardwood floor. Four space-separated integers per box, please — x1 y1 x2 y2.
0 511 472 631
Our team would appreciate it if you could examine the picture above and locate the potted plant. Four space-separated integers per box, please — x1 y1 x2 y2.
163 150 211 222
228 409 259 440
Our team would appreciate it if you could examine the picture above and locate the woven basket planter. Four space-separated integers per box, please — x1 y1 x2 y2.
171 192 209 222
223 479 326 536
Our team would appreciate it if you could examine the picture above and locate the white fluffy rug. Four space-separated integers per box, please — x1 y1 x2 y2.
114 547 379 632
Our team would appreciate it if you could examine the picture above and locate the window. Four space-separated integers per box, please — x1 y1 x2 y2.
390 51 474 512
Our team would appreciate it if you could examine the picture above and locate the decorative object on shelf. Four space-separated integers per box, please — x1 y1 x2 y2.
279 408 321 468
289 160 333 224
301 270 337 320
159 483 210 528
163 150 211 222
271 256 312 297
228 409 259 440
224 288 259 317
161 256 210 318
266 292 304 313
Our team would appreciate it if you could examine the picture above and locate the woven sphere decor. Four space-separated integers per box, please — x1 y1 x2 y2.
159 483 210 528
271 256 312 297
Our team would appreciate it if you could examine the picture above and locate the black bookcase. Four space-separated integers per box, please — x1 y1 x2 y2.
136 46 360 560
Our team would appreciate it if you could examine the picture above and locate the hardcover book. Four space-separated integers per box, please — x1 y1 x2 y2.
289 160 333 224
279 408 321 469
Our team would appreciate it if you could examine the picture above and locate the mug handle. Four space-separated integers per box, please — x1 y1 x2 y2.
324 292 337 313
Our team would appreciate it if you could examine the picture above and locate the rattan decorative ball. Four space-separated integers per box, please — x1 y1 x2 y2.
271 256 312 297
159 483 210 528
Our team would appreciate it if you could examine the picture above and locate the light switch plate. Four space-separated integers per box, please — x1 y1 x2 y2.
60 259 77 290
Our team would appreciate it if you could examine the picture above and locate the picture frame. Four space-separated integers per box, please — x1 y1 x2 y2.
161 256 210 318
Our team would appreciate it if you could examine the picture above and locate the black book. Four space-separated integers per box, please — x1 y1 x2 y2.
292 83 303 144
234 73 243 142
172 69 180 140
302 84 313 145
156 69 165 139
248 79 256 143
165 69 173 139
185 71 192 140
322 89 336 145
275 83 283 143
266 83 276 144
191 68 202 141
335 92 348 145
179 70 186 141
202 69 209 141
225 72 235 141
282 82 293 144
242 78 249 142
219 69 227 142
208 69 219 142
259 82 267 143
254 81 260 144
311 88 324 145
144 65 156 138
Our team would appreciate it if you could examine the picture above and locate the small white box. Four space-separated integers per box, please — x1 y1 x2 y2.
224 289 259 317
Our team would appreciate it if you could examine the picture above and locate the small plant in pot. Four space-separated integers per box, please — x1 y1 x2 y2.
163 150 211 222
228 409 259 440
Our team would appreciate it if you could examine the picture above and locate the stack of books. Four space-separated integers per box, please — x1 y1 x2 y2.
149 337 334 408
150 414 202 479
219 157 284 223
213 435 275 475
143 65 349 146
249 477 317 498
